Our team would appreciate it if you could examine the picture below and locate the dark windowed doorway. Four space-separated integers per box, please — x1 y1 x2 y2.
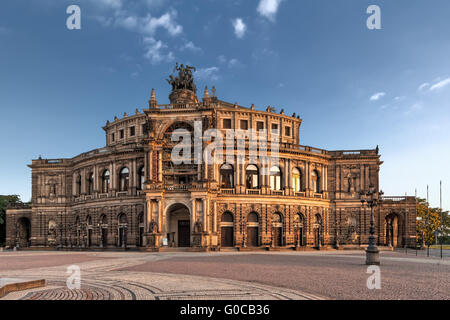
220 212 234 247
178 220 191 247
17 217 31 247
167 203 191 248
272 213 283 247
247 212 259 247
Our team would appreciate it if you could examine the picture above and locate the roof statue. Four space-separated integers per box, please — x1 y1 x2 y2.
167 63 197 94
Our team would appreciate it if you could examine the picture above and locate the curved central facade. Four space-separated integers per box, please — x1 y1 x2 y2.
5 69 417 250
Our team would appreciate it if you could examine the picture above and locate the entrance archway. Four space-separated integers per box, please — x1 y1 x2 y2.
118 213 128 248
167 203 191 247
100 214 108 248
272 213 283 247
294 213 305 247
16 217 31 247
313 214 323 248
220 212 234 247
385 213 399 247
247 212 259 247
138 213 144 247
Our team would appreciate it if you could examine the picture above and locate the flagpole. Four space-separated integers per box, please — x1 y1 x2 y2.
440 181 443 259
427 185 429 257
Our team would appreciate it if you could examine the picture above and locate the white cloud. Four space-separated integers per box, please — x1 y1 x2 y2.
179 41 202 53
143 37 174 64
218 55 227 64
217 56 242 68
418 83 430 92
232 18 247 39
257 0 284 22
95 0 123 10
370 92 386 101
196 67 220 81
429 78 450 91
140 10 183 36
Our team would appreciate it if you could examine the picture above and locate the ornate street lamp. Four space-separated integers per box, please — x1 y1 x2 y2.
360 188 384 265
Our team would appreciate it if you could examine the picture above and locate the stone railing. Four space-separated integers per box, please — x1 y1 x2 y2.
6 203 31 210
220 188 235 195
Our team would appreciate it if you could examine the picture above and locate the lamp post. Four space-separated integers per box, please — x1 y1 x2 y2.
360 188 383 265
416 217 424 251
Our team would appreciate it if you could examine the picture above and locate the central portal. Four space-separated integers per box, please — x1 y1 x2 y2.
167 203 191 247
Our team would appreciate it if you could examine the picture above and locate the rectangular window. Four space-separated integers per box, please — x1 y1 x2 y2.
257 121 264 131
130 126 135 136
271 123 279 134
285 126 291 136
223 119 232 129
120 129 124 139
111 133 115 142
240 120 248 130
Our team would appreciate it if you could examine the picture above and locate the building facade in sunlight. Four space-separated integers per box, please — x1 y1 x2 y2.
6 66 417 250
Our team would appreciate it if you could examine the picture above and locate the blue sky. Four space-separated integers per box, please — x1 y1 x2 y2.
0 0 449 210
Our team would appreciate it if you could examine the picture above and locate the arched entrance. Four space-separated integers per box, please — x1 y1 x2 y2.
86 215 93 247
138 213 144 247
118 213 128 248
220 212 234 247
294 213 305 247
167 203 191 247
272 213 283 247
247 212 259 247
16 217 31 247
313 214 323 248
99 215 108 248
385 213 399 247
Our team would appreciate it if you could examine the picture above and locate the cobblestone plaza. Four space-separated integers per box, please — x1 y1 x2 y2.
1 250 448 300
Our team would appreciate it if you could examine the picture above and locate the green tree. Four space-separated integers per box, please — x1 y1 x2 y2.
416 198 442 247
0 195 22 246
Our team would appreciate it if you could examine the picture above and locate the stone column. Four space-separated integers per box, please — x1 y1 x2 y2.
94 165 99 193
203 198 208 232
158 151 163 183
360 165 364 191
81 168 86 195
191 198 196 233
149 150 153 181
213 201 217 233
158 198 164 234
72 172 77 196
365 166 370 191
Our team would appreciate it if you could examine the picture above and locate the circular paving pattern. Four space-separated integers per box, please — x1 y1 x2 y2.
0 253 324 300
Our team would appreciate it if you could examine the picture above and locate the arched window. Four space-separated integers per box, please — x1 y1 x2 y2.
246 165 260 189
311 170 320 193
247 212 259 223
272 212 283 223
86 215 92 226
220 164 234 188
102 170 110 193
270 166 282 191
137 166 145 191
76 174 82 195
221 212 234 222
292 168 302 192
119 167 129 191
87 172 94 195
